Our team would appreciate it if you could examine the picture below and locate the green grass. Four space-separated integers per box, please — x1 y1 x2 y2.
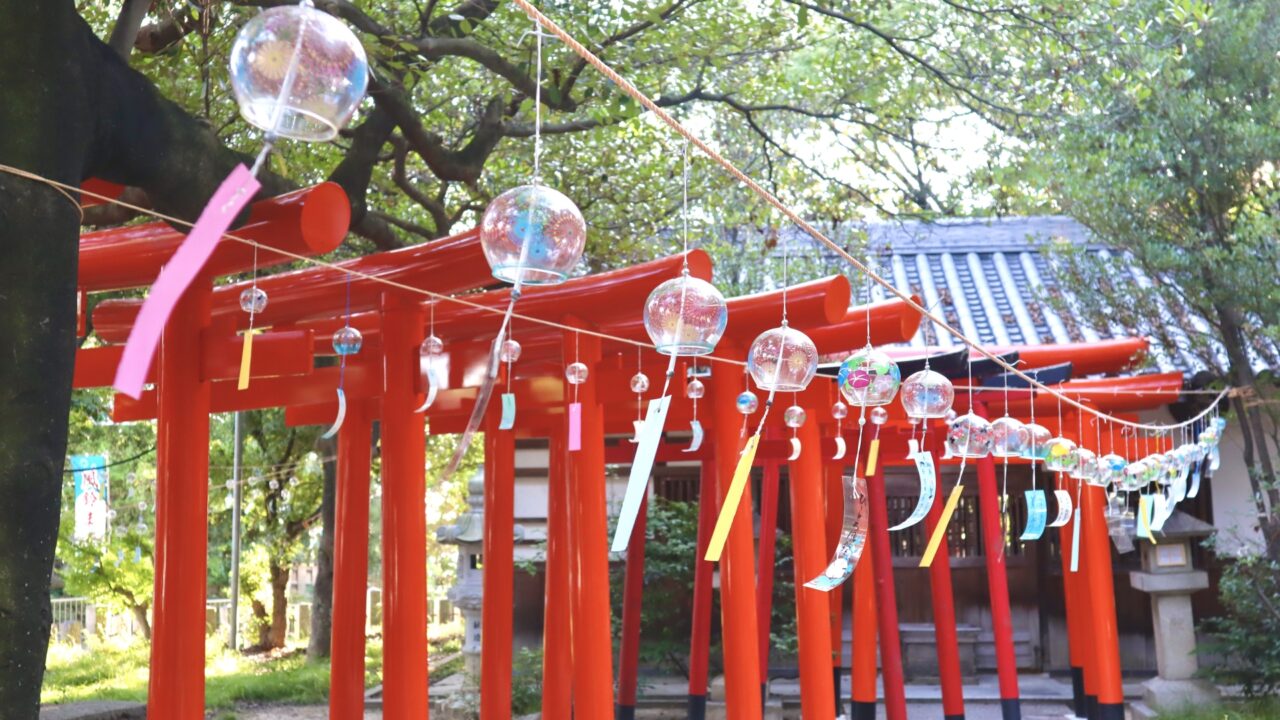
42 636 385 710
1159 698 1280 720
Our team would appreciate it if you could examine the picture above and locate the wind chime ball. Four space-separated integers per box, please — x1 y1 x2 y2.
281 489 292 502
784 405 807 428
643 274 729 356
1121 460 1149 492
870 407 889 425
630 372 650 394
1144 452 1169 484
239 286 269 314
686 378 706 399
736 390 759 415
480 185 586 285
332 325 363 355
136 521 148 533
1069 447 1101 484
499 338 522 363
944 408 959 424
224 479 236 491
989 416 1030 458
106 509 117 521
899 368 955 418
945 412 993 458
1043 437 1079 473
565 362 589 385
269 479 280 491
831 401 849 420
1099 454 1127 487
837 347 902 407
229 3 369 142
747 325 819 392
137 501 148 511
421 335 445 355
1021 422 1053 461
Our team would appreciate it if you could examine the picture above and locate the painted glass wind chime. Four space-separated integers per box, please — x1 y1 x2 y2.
115 0 368 398
441 20 587 478
613 142 728 552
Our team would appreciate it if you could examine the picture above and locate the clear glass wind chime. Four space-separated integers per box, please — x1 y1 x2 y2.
441 20 587 480
613 141 728 552
924 351 991 568
114 0 368 399
704 221 818 563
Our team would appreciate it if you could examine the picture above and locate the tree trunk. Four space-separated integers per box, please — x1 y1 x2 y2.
268 560 289 649
0 4 94 716
132 604 152 641
307 435 337 661
1217 305 1280 562
252 599 271 650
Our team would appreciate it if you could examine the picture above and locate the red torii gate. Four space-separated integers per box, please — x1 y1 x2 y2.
75 180 1169 720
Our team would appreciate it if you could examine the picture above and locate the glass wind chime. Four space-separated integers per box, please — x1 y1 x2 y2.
324 275 361 438
415 300 444 413
613 142 727 552
704 226 818 563
809 267 899 589
441 21 587 480
114 0 368 398
888 353 955 534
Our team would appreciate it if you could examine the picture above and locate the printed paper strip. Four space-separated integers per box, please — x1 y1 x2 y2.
115 165 260 398
683 420 704 453
704 433 762 562
919 483 964 568
805 475 868 591
1048 489 1073 528
889 450 937 532
1069 507 1082 573
1019 489 1048 541
610 396 672 552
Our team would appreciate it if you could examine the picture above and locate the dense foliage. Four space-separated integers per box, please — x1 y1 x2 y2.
1200 555 1280 697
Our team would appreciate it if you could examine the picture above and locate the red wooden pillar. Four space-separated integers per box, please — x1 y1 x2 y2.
1082 483 1125 720
865 463 908 720
1057 472 1090 719
481 411 515 719
688 458 718 720
924 439 967 720
710 361 763 720
787 418 837 720
756 456 782 684
850 543 878 720
617 495 648 720
973 403 1021 720
542 430 573 720
147 276 212 718
825 461 845 696
379 292 428 718
563 326 615 719
329 400 372 720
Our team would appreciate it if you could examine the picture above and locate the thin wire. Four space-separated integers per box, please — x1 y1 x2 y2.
505 0 1227 433
532 25 544 185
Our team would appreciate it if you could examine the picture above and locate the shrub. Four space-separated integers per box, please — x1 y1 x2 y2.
1199 554 1280 697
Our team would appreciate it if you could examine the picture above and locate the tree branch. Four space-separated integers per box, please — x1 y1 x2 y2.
107 0 151 60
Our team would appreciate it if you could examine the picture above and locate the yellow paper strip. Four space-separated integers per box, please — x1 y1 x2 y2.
919 484 965 568
237 330 255 390
1137 495 1156 543
704 434 761 562
864 438 881 476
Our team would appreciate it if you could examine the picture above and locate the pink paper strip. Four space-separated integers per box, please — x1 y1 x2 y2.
114 165 259 398
568 402 583 452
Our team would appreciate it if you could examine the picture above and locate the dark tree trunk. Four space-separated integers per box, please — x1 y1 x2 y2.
268 560 289 649
131 604 152 641
307 435 338 661
0 3 94 717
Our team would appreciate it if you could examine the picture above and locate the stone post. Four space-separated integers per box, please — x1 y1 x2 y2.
1129 510 1220 716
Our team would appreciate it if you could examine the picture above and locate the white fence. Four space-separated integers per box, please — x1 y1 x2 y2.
51 589 454 647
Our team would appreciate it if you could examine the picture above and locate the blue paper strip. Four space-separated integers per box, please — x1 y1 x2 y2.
611 395 672 552
1019 489 1047 541
889 449 936 531
499 392 516 430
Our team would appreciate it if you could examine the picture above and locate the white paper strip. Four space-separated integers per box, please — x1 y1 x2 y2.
611 396 672 552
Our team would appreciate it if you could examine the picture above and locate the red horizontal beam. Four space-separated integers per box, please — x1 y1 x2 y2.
808 296 923 356
79 183 348 292
988 337 1149 375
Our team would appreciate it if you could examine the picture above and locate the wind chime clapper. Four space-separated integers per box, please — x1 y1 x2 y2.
440 17 587 483
113 0 368 399
612 144 728 553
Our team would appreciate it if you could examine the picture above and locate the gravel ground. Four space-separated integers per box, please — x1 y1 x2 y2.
212 706 381 719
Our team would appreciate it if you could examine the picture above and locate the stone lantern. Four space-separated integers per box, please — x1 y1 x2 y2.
1129 510 1219 717
438 471 487 678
